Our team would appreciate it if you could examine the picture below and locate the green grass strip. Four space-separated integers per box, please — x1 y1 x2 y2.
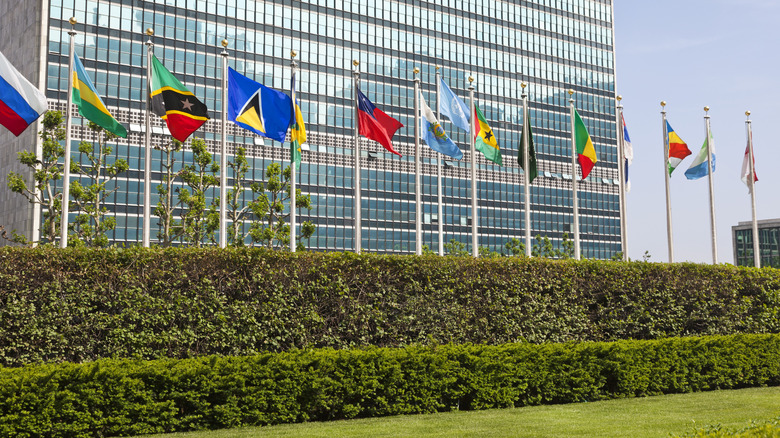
135 387 780 438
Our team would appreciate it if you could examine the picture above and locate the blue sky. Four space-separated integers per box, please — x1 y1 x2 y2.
613 1 779 264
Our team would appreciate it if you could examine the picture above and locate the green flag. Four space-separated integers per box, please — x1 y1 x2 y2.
518 116 537 183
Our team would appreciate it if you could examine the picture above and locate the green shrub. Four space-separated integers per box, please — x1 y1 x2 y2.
1 335 779 437
0 247 779 366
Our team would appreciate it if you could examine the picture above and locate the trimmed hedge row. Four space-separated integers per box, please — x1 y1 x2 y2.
1 247 780 366
1 334 779 437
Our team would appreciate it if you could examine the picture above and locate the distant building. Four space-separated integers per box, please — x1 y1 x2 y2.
732 219 780 268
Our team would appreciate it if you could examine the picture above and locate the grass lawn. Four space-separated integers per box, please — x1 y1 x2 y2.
138 386 780 438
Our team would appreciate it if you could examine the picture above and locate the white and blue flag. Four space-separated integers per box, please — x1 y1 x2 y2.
685 131 716 180
420 91 462 160
622 114 633 192
438 77 470 133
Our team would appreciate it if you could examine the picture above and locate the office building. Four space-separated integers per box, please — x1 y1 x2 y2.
733 219 780 268
1 0 621 257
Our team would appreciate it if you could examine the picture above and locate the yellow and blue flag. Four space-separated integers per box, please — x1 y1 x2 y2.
73 54 127 137
290 74 306 169
228 67 292 143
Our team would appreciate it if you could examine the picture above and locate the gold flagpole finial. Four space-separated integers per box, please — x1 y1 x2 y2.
290 50 297 59
146 28 154 36
568 89 574 95
661 101 667 108
69 17 77 26
616 95 622 102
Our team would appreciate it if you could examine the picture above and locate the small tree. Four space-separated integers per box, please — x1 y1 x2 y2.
4 111 65 245
172 138 219 247
247 162 315 250
153 138 184 247
504 238 526 256
67 122 128 247
444 238 469 257
225 146 252 246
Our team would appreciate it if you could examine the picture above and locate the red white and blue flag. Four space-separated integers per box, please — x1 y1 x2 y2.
622 114 633 192
0 50 47 136
357 87 403 156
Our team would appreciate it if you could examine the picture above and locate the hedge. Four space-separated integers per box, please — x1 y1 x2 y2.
1 247 779 366
1 334 779 437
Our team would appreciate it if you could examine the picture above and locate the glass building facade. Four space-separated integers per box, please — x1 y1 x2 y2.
13 0 620 256
732 220 780 268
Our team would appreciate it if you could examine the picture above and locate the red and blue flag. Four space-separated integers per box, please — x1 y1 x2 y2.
357 87 403 156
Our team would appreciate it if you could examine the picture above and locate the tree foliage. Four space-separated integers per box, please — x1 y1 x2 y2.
172 138 219 247
246 162 315 250
67 122 128 247
154 138 184 247
4 111 65 245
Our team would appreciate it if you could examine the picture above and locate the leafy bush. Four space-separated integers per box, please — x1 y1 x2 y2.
1 335 779 437
0 247 779 366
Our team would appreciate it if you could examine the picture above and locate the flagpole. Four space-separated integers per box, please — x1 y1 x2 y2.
142 28 154 248
468 76 477 258
219 39 228 249
435 66 444 256
568 89 581 261
521 82 532 257
661 101 674 263
290 51 298 253
616 95 628 261
413 67 422 255
60 17 77 248
352 59 361 254
704 106 717 264
746 111 760 268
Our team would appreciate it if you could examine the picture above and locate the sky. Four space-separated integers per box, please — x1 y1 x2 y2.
613 0 779 264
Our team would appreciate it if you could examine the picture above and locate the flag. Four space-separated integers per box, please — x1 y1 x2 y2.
150 55 209 142
518 114 537 183
228 67 292 143
666 121 691 175
685 131 715 180
0 50 47 136
573 108 597 179
419 91 462 160
290 74 306 169
357 86 403 156
622 114 633 192
72 54 127 138
473 103 502 165
741 135 758 193
438 77 470 133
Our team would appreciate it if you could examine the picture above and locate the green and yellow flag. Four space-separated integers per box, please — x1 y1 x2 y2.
290 74 306 169
472 103 502 165
573 108 597 179
72 54 127 137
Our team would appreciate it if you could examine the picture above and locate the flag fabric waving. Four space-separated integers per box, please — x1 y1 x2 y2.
438 77 470 133
357 87 403 156
72 54 127 138
622 114 633 192
150 55 209 142
666 121 691 176
419 91 462 160
228 68 292 143
741 135 758 193
518 114 537 183
290 74 306 168
0 50 47 136
684 131 715 180
573 108 597 179
473 104 502 165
